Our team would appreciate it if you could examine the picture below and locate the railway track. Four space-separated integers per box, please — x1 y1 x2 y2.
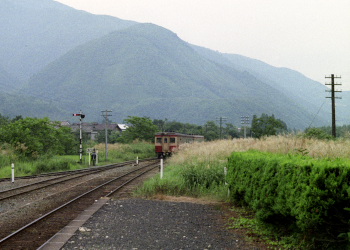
0 159 159 249
0 159 153 202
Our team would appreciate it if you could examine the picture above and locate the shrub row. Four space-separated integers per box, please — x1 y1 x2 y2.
227 150 350 247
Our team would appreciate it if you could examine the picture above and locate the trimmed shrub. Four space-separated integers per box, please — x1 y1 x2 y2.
227 150 350 248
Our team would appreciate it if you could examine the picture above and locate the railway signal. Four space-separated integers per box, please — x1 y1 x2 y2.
73 111 85 164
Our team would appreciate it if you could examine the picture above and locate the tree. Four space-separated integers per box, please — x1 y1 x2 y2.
203 121 219 141
153 118 167 132
97 130 121 144
303 128 332 140
0 113 10 127
120 116 158 143
224 123 239 139
0 117 76 158
251 114 287 138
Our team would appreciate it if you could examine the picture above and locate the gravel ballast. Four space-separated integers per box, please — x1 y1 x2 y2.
62 198 259 249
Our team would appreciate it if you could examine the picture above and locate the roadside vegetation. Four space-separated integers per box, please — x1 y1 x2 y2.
135 135 350 249
1 113 350 248
0 142 154 178
0 115 155 178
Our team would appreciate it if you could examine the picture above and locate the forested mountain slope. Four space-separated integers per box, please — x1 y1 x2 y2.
0 0 343 128
25 23 328 128
0 0 135 84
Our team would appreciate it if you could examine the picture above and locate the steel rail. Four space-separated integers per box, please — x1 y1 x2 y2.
0 162 132 201
105 162 159 197
0 160 159 245
0 157 157 182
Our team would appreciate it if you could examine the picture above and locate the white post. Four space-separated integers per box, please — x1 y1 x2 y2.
96 150 99 165
88 152 91 166
160 158 164 179
136 156 139 165
224 166 230 197
11 163 15 183
224 167 228 185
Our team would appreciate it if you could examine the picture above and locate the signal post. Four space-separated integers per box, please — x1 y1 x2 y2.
73 111 85 163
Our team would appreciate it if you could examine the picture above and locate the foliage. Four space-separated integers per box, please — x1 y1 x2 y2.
96 129 122 144
0 156 83 178
180 164 225 190
135 162 228 199
33 158 74 174
0 142 154 178
251 113 287 138
227 150 350 249
303 127 333 140
0 113 10 126
0 117 76 159
118 116 158 143
93 142 155 163
135 135 350 249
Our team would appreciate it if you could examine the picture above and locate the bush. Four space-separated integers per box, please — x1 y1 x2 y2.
181 164 225 189
227 150 350 248
303 128 333 140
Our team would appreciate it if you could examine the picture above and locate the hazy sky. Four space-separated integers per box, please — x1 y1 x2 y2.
56 0 350 89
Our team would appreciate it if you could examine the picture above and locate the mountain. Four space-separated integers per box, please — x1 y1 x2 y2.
0 92 67 120
0 0 135 84
24 23 329 129
0 66 21 93
1 0 345 129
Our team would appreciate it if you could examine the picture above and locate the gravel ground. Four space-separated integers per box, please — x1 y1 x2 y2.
62 198 261 250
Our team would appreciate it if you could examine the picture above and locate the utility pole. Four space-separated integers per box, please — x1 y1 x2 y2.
241 115 250 138
101 110 112 161
325 74 342 138
216 117 227 139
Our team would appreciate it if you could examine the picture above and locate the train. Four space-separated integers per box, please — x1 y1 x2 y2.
155 132 204 158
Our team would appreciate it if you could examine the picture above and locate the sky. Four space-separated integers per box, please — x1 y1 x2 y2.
56 0 350 89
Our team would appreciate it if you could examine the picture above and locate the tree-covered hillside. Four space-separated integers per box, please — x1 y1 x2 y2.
0 0 135 83
0 66 21 93
0 0 343 129
23 23 323 129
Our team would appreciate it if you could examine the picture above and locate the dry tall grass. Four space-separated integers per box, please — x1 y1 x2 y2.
168 135 350 166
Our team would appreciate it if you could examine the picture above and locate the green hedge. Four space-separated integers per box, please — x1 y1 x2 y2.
227 151 350 246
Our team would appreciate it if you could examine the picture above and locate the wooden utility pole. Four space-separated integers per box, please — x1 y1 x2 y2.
101 110 112 161
240 115 250 138
325 74 342 137
216 117 227 139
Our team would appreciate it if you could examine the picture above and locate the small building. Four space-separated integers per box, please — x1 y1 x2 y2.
63 122 128 141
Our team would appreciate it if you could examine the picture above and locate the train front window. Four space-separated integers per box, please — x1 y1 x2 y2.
156 138 162 143
164 138 168 143
170 138 176 143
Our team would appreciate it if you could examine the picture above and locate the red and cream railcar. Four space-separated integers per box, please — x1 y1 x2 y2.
155 132 204 158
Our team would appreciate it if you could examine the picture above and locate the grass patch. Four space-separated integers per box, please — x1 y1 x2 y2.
92 142 154 164
0 142 155 178
228 205 296 249
135 135 350 249
135 161 230 200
